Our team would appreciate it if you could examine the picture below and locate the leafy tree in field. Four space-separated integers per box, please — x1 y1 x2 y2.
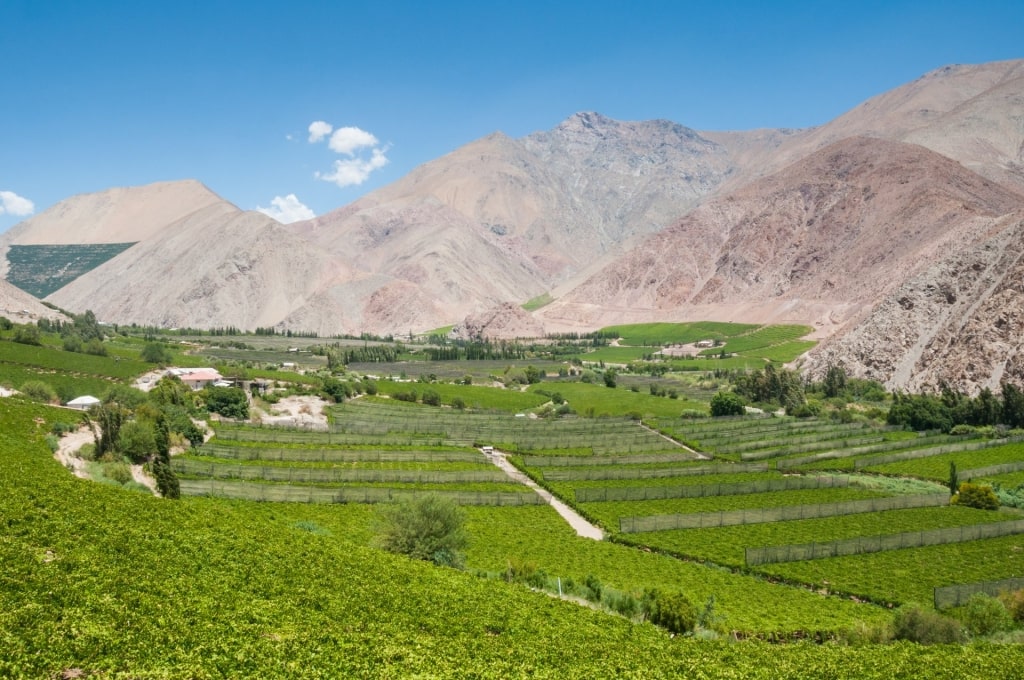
13 324 41 345
603 369 617 388
734 364 805 411
421 389 441 406
62 334 83 353
710 391 745 417
104 384 148 410
948 461 959 496
140 342 173 365
1002 382 1024 429
202 386 249 420
524 365 543 385
149 375 194 409
117 420 156 463
374 494 469 568
822 363 847 398
953 482 1000 511
91 402 129 458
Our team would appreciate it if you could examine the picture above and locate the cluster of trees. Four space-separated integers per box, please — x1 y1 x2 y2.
887 383 1024 432
85 376 211 498
733 364 806 412
325 344 400 368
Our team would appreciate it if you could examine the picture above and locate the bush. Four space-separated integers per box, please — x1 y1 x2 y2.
582 574 603 603
952 482 1000 510
374 494 468 568
141 342 173 364
959 593 1013 636
421 389 441 407
20 380 57 404
998 589 1024 623
202 386 250 420
13 325 41 345
710 391 745 417
604 590 639 618
451 397 466 410
893 603 964 644
103 461 133 486
118 420 157 463
642 589 697 635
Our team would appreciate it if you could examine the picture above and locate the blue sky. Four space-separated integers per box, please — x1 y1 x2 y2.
2 0 1022 231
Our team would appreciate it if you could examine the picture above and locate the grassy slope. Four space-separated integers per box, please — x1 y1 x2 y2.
5 401 1024 677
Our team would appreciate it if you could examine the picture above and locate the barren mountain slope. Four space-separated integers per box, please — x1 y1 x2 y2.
541 137 1024 334
291 113 740 286
750 60 1024 192
802 214 1024 395
47 203 335 331
0 180 223 247
0 279 65 322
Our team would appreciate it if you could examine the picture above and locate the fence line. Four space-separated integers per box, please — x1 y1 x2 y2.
178 479 543 506
778 434 976 469
745 519 1024 566
619 493 950 533
201 443 483 463
543 463 769 482
961 459 1024 479
522 452 701 467
852 435 1024 470
173 459 508 484
934 577 1024 609
575 475 849 503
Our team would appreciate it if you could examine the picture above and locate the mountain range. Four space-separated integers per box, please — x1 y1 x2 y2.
3 59 1024 393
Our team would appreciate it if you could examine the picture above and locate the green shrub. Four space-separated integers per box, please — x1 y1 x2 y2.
642 589 697 635
20 380 57 404
103 461 133 486
202 386 250 420
374 494 468 569
998 589 1024 623
893 603 964 644
422 389 441 406
604 590 639 618
952 482 1000 510
710 391 745 417
45 433 59 452
959 593 1013 636
582 574 603 603
841 619 893 645
13 325 41 345
118 420 156 463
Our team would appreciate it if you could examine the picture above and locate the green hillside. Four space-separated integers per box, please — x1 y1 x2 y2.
5 398 1024 677
5 242 136 297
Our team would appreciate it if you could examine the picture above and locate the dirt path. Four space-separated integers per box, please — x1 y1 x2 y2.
131 464 159 495
486 450 604 540
638 421 710 460
53 427 96 479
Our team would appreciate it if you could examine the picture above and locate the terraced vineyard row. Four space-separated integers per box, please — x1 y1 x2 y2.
513 412 1024 606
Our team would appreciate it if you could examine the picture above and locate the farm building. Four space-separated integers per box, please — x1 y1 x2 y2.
66 395 100 410
169 368 223 390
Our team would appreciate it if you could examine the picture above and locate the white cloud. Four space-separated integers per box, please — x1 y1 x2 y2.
0 190 35 217
308 120 333 143
307 120 390 188
256 194 316 224
327 126 379 156
317 148 390 188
